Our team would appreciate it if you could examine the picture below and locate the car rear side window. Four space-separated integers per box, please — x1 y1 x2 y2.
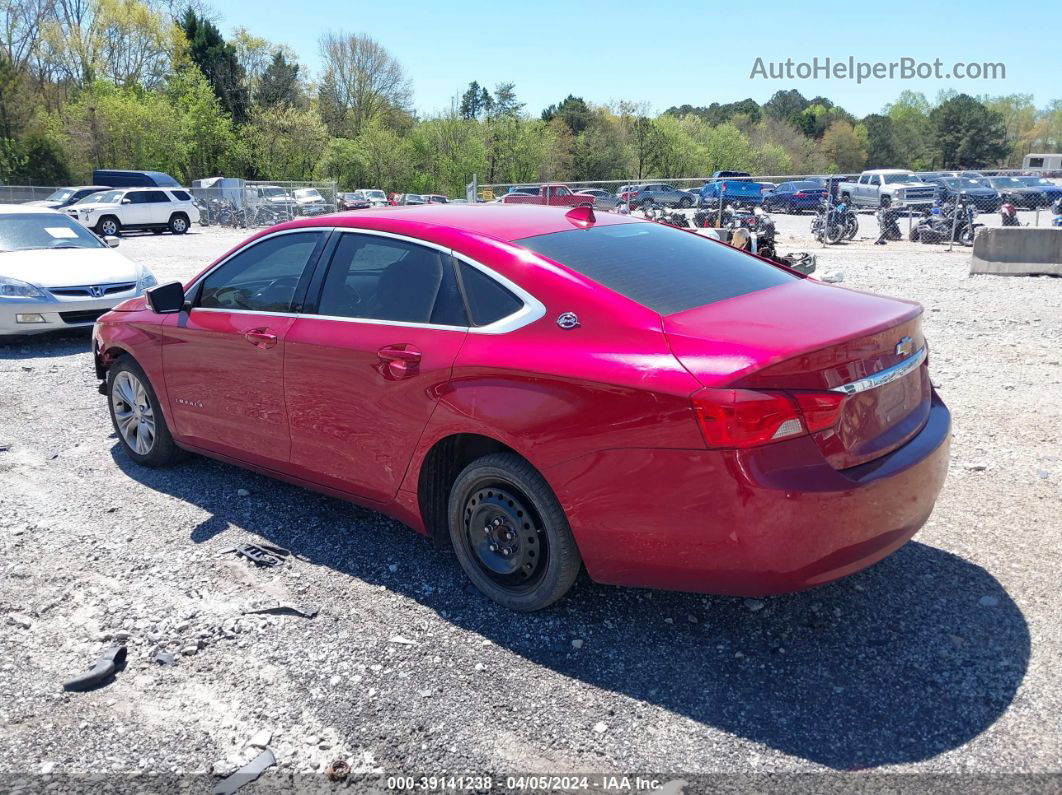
517 222 796 315
458 261 523 325
170 190 191 201
315 233 467 325
198 231 324 313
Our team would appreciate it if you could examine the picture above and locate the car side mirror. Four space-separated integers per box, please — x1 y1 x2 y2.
121 198 131 204
146 281 186 314
104 235 119 248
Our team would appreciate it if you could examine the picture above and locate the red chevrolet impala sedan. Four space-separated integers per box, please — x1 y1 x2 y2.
92 204 950 611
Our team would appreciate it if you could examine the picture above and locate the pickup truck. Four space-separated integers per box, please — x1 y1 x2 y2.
838 169 938 209
698 179 768 208
500 183 594 207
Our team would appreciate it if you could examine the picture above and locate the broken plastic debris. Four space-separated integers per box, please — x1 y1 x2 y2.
63 646 127 692
213 749 276 795
241 602 319 619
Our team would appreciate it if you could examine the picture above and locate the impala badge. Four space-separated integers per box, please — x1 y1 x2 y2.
895 336 914 356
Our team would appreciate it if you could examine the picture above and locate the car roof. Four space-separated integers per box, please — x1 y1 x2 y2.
271 203 642 243
0 204 64 215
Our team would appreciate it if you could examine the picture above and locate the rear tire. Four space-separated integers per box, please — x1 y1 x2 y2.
448 453 581 612
95 216 120 237
909 227 920 242
678 196 693 208
107 357 185 468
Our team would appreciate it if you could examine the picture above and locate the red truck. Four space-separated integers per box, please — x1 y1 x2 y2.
499 183 595 207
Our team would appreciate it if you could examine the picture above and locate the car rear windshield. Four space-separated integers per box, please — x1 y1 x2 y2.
516 222 797 315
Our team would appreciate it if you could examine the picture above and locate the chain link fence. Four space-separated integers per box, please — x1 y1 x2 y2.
190 179 338 229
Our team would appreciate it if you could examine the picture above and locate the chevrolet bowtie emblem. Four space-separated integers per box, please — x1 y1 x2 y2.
895 336 914 356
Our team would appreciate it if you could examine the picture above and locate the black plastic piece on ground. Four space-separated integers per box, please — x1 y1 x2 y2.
241 604 319 619
62 645 127 692
213 749 276 795
219 543 291 567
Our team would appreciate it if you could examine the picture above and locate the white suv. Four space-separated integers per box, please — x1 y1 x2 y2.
66 187 201 236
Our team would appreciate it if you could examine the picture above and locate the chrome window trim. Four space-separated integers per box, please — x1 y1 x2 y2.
830 347 927 395
185 225 546 335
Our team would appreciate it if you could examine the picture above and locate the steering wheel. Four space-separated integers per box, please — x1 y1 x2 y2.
213 286 255 310
249 275 300 305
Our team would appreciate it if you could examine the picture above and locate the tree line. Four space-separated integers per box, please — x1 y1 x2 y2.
2 1 1060 196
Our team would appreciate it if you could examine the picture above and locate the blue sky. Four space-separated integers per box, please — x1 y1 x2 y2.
217 1 1058 117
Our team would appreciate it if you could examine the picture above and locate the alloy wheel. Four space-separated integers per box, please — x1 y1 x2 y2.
111 371 155 455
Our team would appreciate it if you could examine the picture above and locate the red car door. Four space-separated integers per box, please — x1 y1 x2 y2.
163 230 328 467
284 231 468 502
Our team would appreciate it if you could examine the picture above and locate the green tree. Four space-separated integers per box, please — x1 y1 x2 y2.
820 119 867 172
930 94 1009 168
886 91 933 170
458 81 491 120
257 51 302 108
763 89 808 120
244 104 328 180
180 9 249 122
541 95 590 135
861 113 900 168
168 64 241 181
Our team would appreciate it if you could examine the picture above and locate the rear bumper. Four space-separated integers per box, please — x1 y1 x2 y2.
545 393 951 597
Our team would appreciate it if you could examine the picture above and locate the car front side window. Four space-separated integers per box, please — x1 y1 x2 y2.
198 231 325 313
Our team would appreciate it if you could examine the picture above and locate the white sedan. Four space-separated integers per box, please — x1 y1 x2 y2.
0 205 157 338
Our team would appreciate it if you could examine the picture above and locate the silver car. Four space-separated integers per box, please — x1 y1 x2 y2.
0 206 157 338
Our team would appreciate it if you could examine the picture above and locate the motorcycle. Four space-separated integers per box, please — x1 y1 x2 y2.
875 206 903 241
1000 201 1020 227
911 195 980 245
1053 197 1062 227
837 199 858 240
811 198 844 244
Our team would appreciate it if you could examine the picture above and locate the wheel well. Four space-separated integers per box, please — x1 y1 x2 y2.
417 433 521 544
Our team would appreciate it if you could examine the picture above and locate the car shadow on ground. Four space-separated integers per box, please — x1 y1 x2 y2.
0 328 92 359
112 446 1030 771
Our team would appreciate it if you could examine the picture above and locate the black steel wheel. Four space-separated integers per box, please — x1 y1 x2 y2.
448 453 581 611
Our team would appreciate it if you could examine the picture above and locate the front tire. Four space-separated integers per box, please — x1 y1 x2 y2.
448 453 581 611
678 196 693 208
107 357 184 467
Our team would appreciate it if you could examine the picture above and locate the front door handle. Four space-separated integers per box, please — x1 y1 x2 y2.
378 344 421 378
244 328 278 348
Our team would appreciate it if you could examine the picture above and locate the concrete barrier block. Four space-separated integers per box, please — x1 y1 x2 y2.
970 227 1062 276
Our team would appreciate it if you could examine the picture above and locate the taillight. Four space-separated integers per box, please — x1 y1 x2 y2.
791 392 846 432
691 388 846 449
794 192 806 198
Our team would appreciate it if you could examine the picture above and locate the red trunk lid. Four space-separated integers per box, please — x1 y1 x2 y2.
664 280 931 469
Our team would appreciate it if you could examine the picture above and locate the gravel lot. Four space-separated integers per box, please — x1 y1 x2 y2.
1 211 1061 788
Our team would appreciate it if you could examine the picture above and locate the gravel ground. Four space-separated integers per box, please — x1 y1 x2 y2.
1 213 1061 789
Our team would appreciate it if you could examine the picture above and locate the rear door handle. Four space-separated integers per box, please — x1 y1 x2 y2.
378 344 421 378
378 345 421 363
244 328 278 348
